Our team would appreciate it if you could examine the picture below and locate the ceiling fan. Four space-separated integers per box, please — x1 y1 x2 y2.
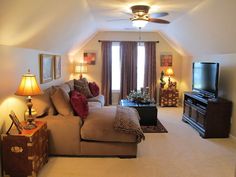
130 5 170 28
108 5 170 28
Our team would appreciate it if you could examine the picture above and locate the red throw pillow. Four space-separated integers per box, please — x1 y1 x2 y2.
70 90 88 119
88 82 99 97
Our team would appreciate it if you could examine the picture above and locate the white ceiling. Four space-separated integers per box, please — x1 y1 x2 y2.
4 0 235 57
87 0 203 31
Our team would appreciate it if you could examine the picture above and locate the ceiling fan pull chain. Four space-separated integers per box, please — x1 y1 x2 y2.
139 27 141 41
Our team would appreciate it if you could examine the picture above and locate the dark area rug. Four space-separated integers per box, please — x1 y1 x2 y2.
141 119 168 133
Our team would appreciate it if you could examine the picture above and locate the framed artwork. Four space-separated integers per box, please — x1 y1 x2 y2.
83 52 96 65
39 54 54 84
160 54 173 67
8 111 23 134
54 55 61 79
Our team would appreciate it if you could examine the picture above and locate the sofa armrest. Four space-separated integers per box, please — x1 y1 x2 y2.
40 115 82 155
87 95 105 107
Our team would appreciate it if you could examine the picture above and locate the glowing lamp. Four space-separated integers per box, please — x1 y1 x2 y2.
15 70 42 129
75 63 88 79
165 68 174 83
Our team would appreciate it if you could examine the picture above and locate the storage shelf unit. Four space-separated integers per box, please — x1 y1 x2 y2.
182 92 232 138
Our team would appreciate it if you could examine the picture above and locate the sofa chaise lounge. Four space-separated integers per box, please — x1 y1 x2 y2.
33 80 142 157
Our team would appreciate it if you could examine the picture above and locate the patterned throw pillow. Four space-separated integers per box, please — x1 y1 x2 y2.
88 82 99 97
70 90 89 119
74 78 93 98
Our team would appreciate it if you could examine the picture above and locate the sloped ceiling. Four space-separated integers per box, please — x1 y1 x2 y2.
0 0 97 54
162 0 236 56
1 0 235 56
0 0 203 55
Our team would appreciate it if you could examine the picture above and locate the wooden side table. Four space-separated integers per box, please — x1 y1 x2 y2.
159 81 179 107
1 121 48 177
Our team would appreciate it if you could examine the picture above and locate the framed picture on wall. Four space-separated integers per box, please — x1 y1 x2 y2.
39 54 54 84
83 52 96 65
160 54 173 67
54 55 61 79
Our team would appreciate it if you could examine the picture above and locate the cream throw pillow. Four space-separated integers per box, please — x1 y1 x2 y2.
33 87 57 116
51 88 73 116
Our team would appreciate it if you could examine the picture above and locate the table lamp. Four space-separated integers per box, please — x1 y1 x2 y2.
15 69 43 130
165 67 174 84
75 63 87 79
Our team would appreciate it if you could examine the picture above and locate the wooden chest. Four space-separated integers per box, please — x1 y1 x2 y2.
1 121 48 177
159 88 179 107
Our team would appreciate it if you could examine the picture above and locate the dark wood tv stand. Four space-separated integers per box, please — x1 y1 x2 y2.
182 92 232 138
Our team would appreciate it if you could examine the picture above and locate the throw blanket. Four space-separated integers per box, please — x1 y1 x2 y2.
114 106 145 143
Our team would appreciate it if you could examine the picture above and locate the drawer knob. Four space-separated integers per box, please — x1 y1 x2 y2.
11 146 23 153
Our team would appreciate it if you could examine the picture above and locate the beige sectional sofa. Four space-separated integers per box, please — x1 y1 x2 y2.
33 80 139 157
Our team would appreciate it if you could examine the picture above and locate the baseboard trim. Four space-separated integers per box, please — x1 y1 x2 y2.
230 134 236 142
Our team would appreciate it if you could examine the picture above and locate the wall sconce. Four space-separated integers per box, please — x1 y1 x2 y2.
75 63 88 79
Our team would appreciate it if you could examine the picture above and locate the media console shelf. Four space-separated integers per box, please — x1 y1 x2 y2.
182 92 232 138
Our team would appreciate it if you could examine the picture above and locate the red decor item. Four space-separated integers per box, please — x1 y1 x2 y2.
70 91 89 119
88 82 99 97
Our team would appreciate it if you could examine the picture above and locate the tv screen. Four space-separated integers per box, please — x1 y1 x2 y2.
192 62 219 98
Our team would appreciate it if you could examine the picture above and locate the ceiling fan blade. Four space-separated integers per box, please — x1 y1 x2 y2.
149 18 170 24
107 19 129 22
121 11 132 16
150 12 169 18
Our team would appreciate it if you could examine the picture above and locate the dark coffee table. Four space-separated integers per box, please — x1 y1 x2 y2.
120 99 157 126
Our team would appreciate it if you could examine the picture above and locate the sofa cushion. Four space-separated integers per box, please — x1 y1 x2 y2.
74 78 93 98
88 82 99 97
70 91 88 119
40 115 82 155
33 87 57 116
87 95 105 107
53 84 71 102
65 80 74 91
51 87 73 116
81 106 137 143
88 102 102 109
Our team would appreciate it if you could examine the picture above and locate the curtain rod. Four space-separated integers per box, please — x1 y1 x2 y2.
98 40 159 43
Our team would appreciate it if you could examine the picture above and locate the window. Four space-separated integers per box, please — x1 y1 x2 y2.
111 42 145 91
112 43 120 91
137 43 145 90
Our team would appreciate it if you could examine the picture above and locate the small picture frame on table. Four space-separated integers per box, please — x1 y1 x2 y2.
7 111 23 134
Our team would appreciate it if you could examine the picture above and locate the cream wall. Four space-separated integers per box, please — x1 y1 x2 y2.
181 54 236 137
73 31 183 104
163 0 236 56
0 45 71 133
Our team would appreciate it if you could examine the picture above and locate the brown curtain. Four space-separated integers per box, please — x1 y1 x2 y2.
120 41 137 99
101 41 112 105
144 42 157 100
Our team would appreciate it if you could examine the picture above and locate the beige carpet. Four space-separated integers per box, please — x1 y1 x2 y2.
39 107 236 177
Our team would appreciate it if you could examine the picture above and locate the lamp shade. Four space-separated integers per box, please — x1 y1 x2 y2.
15 71 42 96
165 68 174 76
75 63 88 74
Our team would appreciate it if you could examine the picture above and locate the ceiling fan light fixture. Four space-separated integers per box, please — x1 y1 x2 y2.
132 19 148 28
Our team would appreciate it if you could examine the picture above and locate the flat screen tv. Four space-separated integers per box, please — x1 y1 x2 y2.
192 62 219 98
